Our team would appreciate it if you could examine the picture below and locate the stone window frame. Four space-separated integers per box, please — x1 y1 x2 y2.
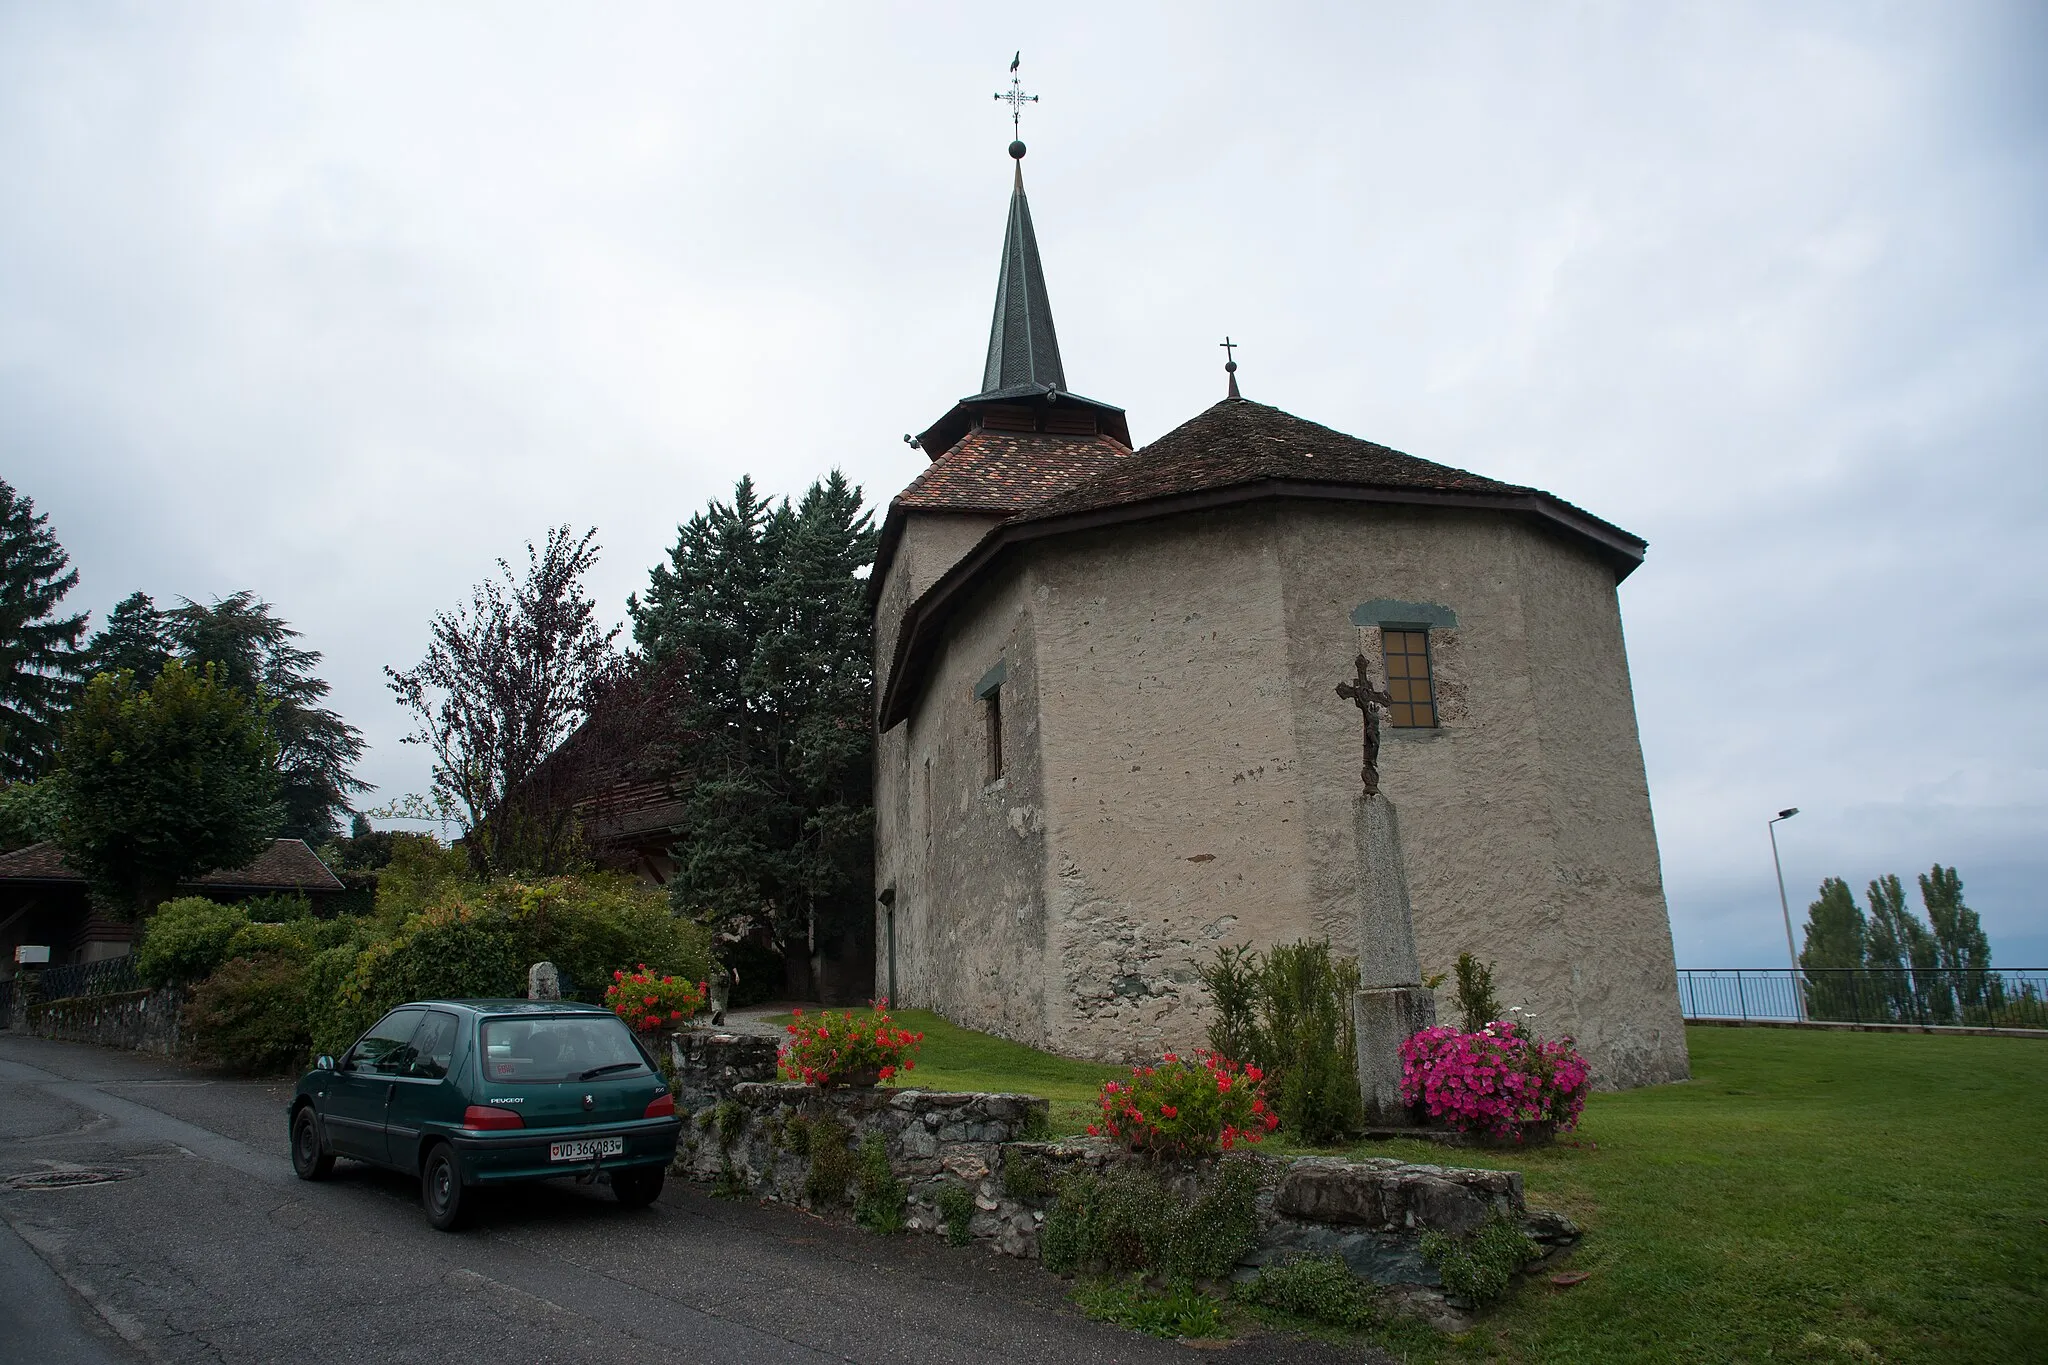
1351 599 1458 735
974 660 1008 786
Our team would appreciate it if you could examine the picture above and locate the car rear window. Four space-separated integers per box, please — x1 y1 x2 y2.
480 1015 650 1084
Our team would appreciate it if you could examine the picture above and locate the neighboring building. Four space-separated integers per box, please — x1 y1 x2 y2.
870 143 1689 1088
0 839 345 975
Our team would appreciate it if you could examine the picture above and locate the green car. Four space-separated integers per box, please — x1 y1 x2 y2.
287 999 681 1230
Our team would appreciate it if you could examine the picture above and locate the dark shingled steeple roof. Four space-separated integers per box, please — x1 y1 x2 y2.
976 163 1066 400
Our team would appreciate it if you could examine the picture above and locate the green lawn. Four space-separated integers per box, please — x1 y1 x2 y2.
802 1011 2048 1362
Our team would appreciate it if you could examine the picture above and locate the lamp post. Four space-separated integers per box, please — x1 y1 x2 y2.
1769 807 1803 1020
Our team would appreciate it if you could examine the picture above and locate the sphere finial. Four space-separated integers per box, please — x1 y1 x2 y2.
1009 140 1027 160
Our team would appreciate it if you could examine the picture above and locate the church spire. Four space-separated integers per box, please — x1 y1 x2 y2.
978 61 1064 399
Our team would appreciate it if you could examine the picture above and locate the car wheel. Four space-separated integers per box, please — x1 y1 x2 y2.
613 1167 664 1209
290 1106 334 1181
422 1143 469 1231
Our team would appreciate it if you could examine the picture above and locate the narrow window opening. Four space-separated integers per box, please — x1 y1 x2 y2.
984 686 1005 781
1381 628 1439 728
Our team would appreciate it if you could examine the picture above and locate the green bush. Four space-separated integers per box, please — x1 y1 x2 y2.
853 1132 906 1234
937 1182 976 1246
223 921 313 962
1236 1252 1383 1329
181 951 311 1073
237 892 313 922
804 1116 854 1206
1041 1157 1260 1283
135 897 250 987
1001 1151 1050 1202
1200 938 1362 1144
492 875 714 1003
1420 1209 1539 1307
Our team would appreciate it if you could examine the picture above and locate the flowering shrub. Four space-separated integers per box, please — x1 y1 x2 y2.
1087 1052 1278 1157
1399 1019 1591 1142
779 1003 925 1086
605 964 709 1033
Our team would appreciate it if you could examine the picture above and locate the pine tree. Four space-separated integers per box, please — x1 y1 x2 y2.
630 473 878 995
0 480 89 780
167 593 366 844
1919 865 1993 1021
1799 877 1866 1021
83 591 172 682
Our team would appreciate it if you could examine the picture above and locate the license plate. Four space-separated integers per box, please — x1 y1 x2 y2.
549 1137 624 1162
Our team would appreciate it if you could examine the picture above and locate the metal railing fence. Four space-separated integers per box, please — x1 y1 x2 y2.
1678 967 2048 1029
35 956 142 1003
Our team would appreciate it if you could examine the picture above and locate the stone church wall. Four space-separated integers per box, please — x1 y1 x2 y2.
1274 503 1688 1089
876 554 1052 1046
877 499 1689 1090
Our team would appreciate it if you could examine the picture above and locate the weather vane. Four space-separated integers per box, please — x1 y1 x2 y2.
995 51 1038 139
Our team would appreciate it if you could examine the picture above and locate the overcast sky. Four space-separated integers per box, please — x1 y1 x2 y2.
4 3 2043 968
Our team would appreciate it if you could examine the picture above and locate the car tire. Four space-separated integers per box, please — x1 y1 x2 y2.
290 1106 335 1181
613 1167 664 1209
422 1143 469 1231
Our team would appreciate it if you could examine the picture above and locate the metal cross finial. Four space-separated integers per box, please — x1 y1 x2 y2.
995 52 1039 136
1220 336 1241 398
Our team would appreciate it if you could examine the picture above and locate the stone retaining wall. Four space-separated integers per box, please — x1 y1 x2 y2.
667 1031 1578 1299
29 987 183 1055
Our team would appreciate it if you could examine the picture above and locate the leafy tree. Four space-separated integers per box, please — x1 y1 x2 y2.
1798 877 1866 1020
1863 873 1941 1022
83 591 172 682
629 473 877 993
0 778 67 853
167 592 367 844
1919 865 1993 1018
54 662 282 918
0 480 89 780
386 527 623 877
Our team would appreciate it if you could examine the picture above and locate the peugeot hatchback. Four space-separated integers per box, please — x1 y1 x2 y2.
287 999 681 1230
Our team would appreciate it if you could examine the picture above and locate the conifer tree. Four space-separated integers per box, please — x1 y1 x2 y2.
1799 877 1866 1020
168 593 366 844
630 472 877 995
0 480 89 780
83 591 172 682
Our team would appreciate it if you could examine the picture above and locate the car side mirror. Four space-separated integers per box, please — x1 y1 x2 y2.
316 1054 337 1072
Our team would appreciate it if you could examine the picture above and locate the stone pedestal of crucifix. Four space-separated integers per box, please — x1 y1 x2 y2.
1335 654 1439 1126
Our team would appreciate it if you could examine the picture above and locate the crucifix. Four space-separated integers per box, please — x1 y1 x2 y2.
995 52 1039 136
1335 653 1392 796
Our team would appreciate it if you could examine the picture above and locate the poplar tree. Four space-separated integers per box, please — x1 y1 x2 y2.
630 472 877 995
1798 877 1866 1020
0 480 89 780
1919 865 1993 1020
1862 873 1939 1021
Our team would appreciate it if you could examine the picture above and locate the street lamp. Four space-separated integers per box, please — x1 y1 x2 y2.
1769 807 1803 1020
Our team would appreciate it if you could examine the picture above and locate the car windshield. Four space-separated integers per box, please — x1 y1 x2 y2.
480 1015 649 1084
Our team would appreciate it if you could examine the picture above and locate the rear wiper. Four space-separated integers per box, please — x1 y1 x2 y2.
578 1061 644 1080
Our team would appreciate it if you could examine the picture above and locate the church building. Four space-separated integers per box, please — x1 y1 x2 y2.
871 140 1689 1089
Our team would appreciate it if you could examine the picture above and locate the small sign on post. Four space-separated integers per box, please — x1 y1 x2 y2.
14 945 50 965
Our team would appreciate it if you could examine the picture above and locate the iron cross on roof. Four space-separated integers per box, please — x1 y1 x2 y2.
995 52 1038 136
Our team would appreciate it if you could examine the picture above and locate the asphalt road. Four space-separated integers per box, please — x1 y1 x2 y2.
0 1034 1383 1365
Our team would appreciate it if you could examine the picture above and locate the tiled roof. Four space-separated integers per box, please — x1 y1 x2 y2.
0 839 344 892
893 428 1133 514
1018 398 1575 524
